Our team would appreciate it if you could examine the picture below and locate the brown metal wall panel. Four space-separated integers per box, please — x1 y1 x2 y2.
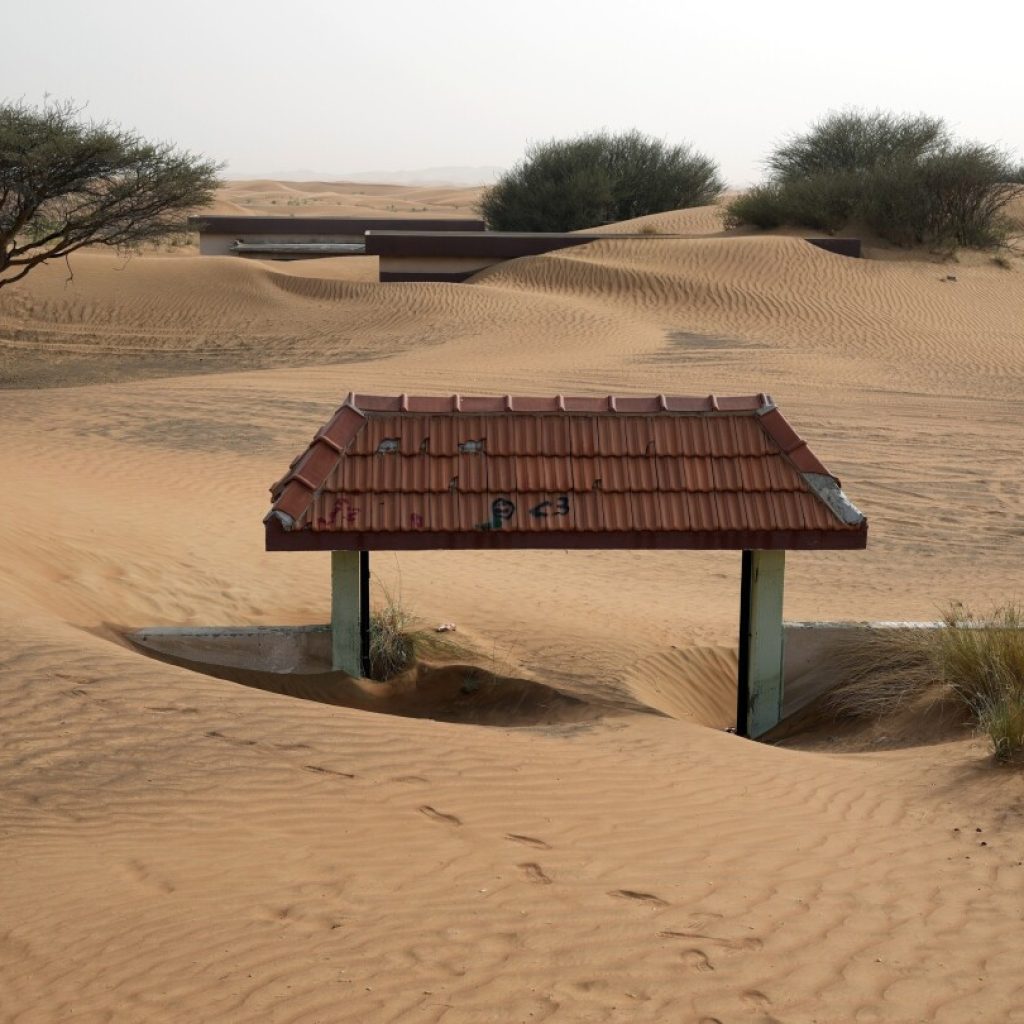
190 216 486 235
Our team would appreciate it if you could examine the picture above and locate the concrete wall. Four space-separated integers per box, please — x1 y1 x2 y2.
781 621 941 718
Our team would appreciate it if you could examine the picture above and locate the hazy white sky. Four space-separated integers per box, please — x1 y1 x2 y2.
8 0 1023 186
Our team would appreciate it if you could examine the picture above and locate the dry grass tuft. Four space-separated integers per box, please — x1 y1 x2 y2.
825 626 941 720
826 604 1024 762
367 585 470 681
940 603 1024 762
368 587 416 681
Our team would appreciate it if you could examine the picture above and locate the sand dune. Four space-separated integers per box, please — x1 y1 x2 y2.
2 185 1024 1022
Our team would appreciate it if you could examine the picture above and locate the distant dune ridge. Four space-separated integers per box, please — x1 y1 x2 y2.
1 179 1023 1023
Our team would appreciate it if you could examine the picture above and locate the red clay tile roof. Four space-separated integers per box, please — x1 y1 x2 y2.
265 394 867 551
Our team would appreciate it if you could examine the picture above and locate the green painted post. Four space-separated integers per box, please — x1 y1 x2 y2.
744 549 786 738
331 550 363 675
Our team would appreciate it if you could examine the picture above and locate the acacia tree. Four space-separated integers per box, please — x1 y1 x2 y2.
0 99 222 290
480 130 724 232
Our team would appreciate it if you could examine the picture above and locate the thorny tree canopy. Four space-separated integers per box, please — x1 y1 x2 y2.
0 100 221 290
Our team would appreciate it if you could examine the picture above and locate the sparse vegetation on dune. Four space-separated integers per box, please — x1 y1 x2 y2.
727 110 1024 250
827 604 1024 762
479 129 725 232
368 587 417 680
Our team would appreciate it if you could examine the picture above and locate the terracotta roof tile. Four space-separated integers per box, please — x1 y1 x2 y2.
266 393 867 551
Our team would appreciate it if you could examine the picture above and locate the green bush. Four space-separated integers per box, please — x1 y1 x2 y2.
727 110 1024 248
479 130 724 232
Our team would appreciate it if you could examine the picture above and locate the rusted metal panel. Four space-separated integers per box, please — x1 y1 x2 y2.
189 216 486 236
264 392 868 551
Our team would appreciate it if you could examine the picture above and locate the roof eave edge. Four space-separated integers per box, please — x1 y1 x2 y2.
802 472 867 526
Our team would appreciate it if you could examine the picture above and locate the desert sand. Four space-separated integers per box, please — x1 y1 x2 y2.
2 180 1024 1023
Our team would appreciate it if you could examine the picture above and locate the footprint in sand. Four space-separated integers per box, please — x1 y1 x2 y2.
303 764 355 778
609 889 668 907
505 833 551 850
681 949 715 973
518 862 553 885
205 730 257 746
661 930 763 952
743 990 772 1010
419 805 462 826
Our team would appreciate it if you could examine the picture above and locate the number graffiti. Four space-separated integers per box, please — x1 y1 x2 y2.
476 495 570 530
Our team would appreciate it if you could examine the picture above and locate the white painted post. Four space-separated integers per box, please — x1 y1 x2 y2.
740 550 786 738
331 550 363 675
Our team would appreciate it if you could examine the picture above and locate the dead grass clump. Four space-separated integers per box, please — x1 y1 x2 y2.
368 589 415 681
939 604 1024 762
826 605 1024 762
367 585 469 681
825 626 941 719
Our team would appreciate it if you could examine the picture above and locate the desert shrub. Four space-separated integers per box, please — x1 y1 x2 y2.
368 591 416 680
824 627 939 720
827 604 1024 762
479 130 724 232
727 110 1024 249
937 604 1024 758
767 111 947 181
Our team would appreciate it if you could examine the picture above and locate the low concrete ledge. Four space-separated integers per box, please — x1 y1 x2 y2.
131 624 333 675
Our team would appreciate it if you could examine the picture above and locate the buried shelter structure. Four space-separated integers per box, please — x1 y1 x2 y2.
265 393 867 738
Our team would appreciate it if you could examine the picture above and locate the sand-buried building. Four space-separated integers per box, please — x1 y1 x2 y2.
266 392 867 738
